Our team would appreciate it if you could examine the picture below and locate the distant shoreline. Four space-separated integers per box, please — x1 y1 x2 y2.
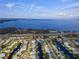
0 19 17 23
0 18 79 23
0 27 78 35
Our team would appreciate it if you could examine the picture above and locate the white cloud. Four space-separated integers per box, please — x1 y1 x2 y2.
63 2 79 9
56 12 66 16
35 6 79 19
29 0 45 12
6 3 15 9
1 1 79 19
57 7 79 18
54 2 79 18
29 0 37 11
34 6 44 9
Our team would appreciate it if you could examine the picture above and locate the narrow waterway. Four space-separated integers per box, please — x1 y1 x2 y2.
8 43 21 59
37 42 44 59
55 41 75 59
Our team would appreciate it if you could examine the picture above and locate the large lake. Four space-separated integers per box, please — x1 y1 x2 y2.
0 19 79 31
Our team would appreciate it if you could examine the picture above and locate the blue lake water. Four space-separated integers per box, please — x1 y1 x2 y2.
0 19 79 31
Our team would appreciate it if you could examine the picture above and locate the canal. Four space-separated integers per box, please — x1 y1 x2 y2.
37 42 44 59
8 43 21 59
55 41 75 59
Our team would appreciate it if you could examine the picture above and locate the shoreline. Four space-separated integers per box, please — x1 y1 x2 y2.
0 27 79 34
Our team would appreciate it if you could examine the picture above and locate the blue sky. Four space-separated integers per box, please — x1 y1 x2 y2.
0 0 79 19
